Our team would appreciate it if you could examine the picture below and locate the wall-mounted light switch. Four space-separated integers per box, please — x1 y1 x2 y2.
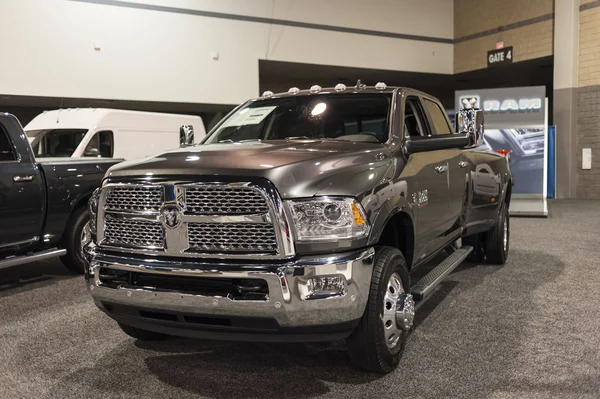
583 148 592 170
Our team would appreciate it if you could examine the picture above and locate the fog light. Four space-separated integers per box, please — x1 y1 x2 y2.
298 275 346 300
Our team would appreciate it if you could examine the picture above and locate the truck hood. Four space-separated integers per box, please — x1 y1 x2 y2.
105 140 394 198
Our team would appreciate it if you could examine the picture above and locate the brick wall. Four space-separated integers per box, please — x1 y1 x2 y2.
454 0 553 74
577 2 600 198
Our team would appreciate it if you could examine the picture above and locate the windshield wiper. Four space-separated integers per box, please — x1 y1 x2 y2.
218 139 260 144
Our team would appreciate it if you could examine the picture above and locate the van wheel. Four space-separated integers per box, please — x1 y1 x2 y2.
346 247 413 374
60 206 89 274
118 323 168 341
484 202 509 264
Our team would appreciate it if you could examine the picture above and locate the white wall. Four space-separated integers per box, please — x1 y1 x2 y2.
0 0 454 105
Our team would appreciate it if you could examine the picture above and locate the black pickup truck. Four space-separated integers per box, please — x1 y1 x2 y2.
0 113 122 273
83 84 512 373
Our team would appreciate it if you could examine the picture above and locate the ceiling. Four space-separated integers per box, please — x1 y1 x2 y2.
1 57 553 126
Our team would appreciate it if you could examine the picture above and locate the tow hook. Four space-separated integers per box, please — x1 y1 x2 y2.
396 293 415 331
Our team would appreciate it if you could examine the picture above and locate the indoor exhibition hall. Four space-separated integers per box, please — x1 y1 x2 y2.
1 0 599 398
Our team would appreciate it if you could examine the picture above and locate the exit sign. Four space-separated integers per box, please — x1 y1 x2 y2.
487 46 513 67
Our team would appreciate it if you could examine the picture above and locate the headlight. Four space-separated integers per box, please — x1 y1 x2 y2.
287 198 370 241
88 188 100 237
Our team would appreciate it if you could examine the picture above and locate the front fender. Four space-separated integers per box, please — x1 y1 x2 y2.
364 179 416 245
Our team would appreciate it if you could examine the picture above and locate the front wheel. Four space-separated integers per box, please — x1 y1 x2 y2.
484 202 509 264
60 206 90 274
346 247 414 374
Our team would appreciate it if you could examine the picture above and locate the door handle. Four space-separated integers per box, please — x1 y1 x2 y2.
434 165 448 173
458 161 468 168
13 175 34 182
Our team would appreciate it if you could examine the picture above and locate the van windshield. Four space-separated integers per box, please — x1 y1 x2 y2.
203 94 392 144
26 129 88 157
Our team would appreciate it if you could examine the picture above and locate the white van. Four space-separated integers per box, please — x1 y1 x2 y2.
24 108 205 160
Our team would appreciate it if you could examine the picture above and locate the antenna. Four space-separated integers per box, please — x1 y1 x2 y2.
355 79 366 90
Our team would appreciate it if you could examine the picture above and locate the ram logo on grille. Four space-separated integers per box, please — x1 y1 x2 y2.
160 205 182 229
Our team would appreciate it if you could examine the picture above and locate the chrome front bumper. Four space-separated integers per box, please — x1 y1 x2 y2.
85 246 374 333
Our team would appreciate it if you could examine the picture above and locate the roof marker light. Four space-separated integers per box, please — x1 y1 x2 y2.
262 91 274 97
334 83 347 91
375 82 387 90
309 85 322 93
288 87 300 94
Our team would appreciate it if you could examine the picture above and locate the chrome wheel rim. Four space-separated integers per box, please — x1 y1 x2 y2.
382 273 404 349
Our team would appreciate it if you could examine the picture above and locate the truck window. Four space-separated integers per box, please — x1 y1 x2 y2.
84 130 114 157
423 99 453 135
205 94 392 144
404 97 426 138
26 129 87 157
0 125 17 161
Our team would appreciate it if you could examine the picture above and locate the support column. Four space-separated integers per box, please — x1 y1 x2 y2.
553 0 580 198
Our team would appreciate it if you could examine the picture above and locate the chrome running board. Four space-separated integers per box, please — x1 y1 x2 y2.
410 246 473 300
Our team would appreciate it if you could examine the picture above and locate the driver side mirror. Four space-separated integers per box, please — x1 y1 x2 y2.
180 125 194 147
457 108 484 147
84 148 100 157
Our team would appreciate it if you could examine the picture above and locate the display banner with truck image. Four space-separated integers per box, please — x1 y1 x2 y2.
455 86 548 216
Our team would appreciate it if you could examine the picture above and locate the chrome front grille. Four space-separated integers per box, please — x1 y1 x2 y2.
104 217 164 248
185 186 268 215
188 223 278 253
105 186 163 212
98 182 293 259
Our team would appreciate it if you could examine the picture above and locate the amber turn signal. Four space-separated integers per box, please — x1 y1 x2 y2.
351 203 365 225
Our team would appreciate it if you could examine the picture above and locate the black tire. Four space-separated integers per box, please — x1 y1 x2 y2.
118 323 168 341
60 206 89 274
462 233 485 263
346 247 410 374
484 202 509 264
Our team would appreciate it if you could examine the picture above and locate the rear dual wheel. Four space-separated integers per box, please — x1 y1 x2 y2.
463 202 509 265
484 202 509 264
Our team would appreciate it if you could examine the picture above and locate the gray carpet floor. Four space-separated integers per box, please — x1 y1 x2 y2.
1 199 599 399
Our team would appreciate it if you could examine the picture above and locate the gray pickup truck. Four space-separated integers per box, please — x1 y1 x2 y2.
84 84 512 373
0 113 121 273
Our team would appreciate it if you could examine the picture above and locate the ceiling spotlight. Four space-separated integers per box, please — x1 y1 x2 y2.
311 102 327 116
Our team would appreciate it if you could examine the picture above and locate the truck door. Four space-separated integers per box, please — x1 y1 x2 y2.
421 98 472 229
0 118 45 249
403 96 451 261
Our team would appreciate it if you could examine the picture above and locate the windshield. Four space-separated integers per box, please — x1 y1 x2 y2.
26 129 88 157
204 93 392 144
